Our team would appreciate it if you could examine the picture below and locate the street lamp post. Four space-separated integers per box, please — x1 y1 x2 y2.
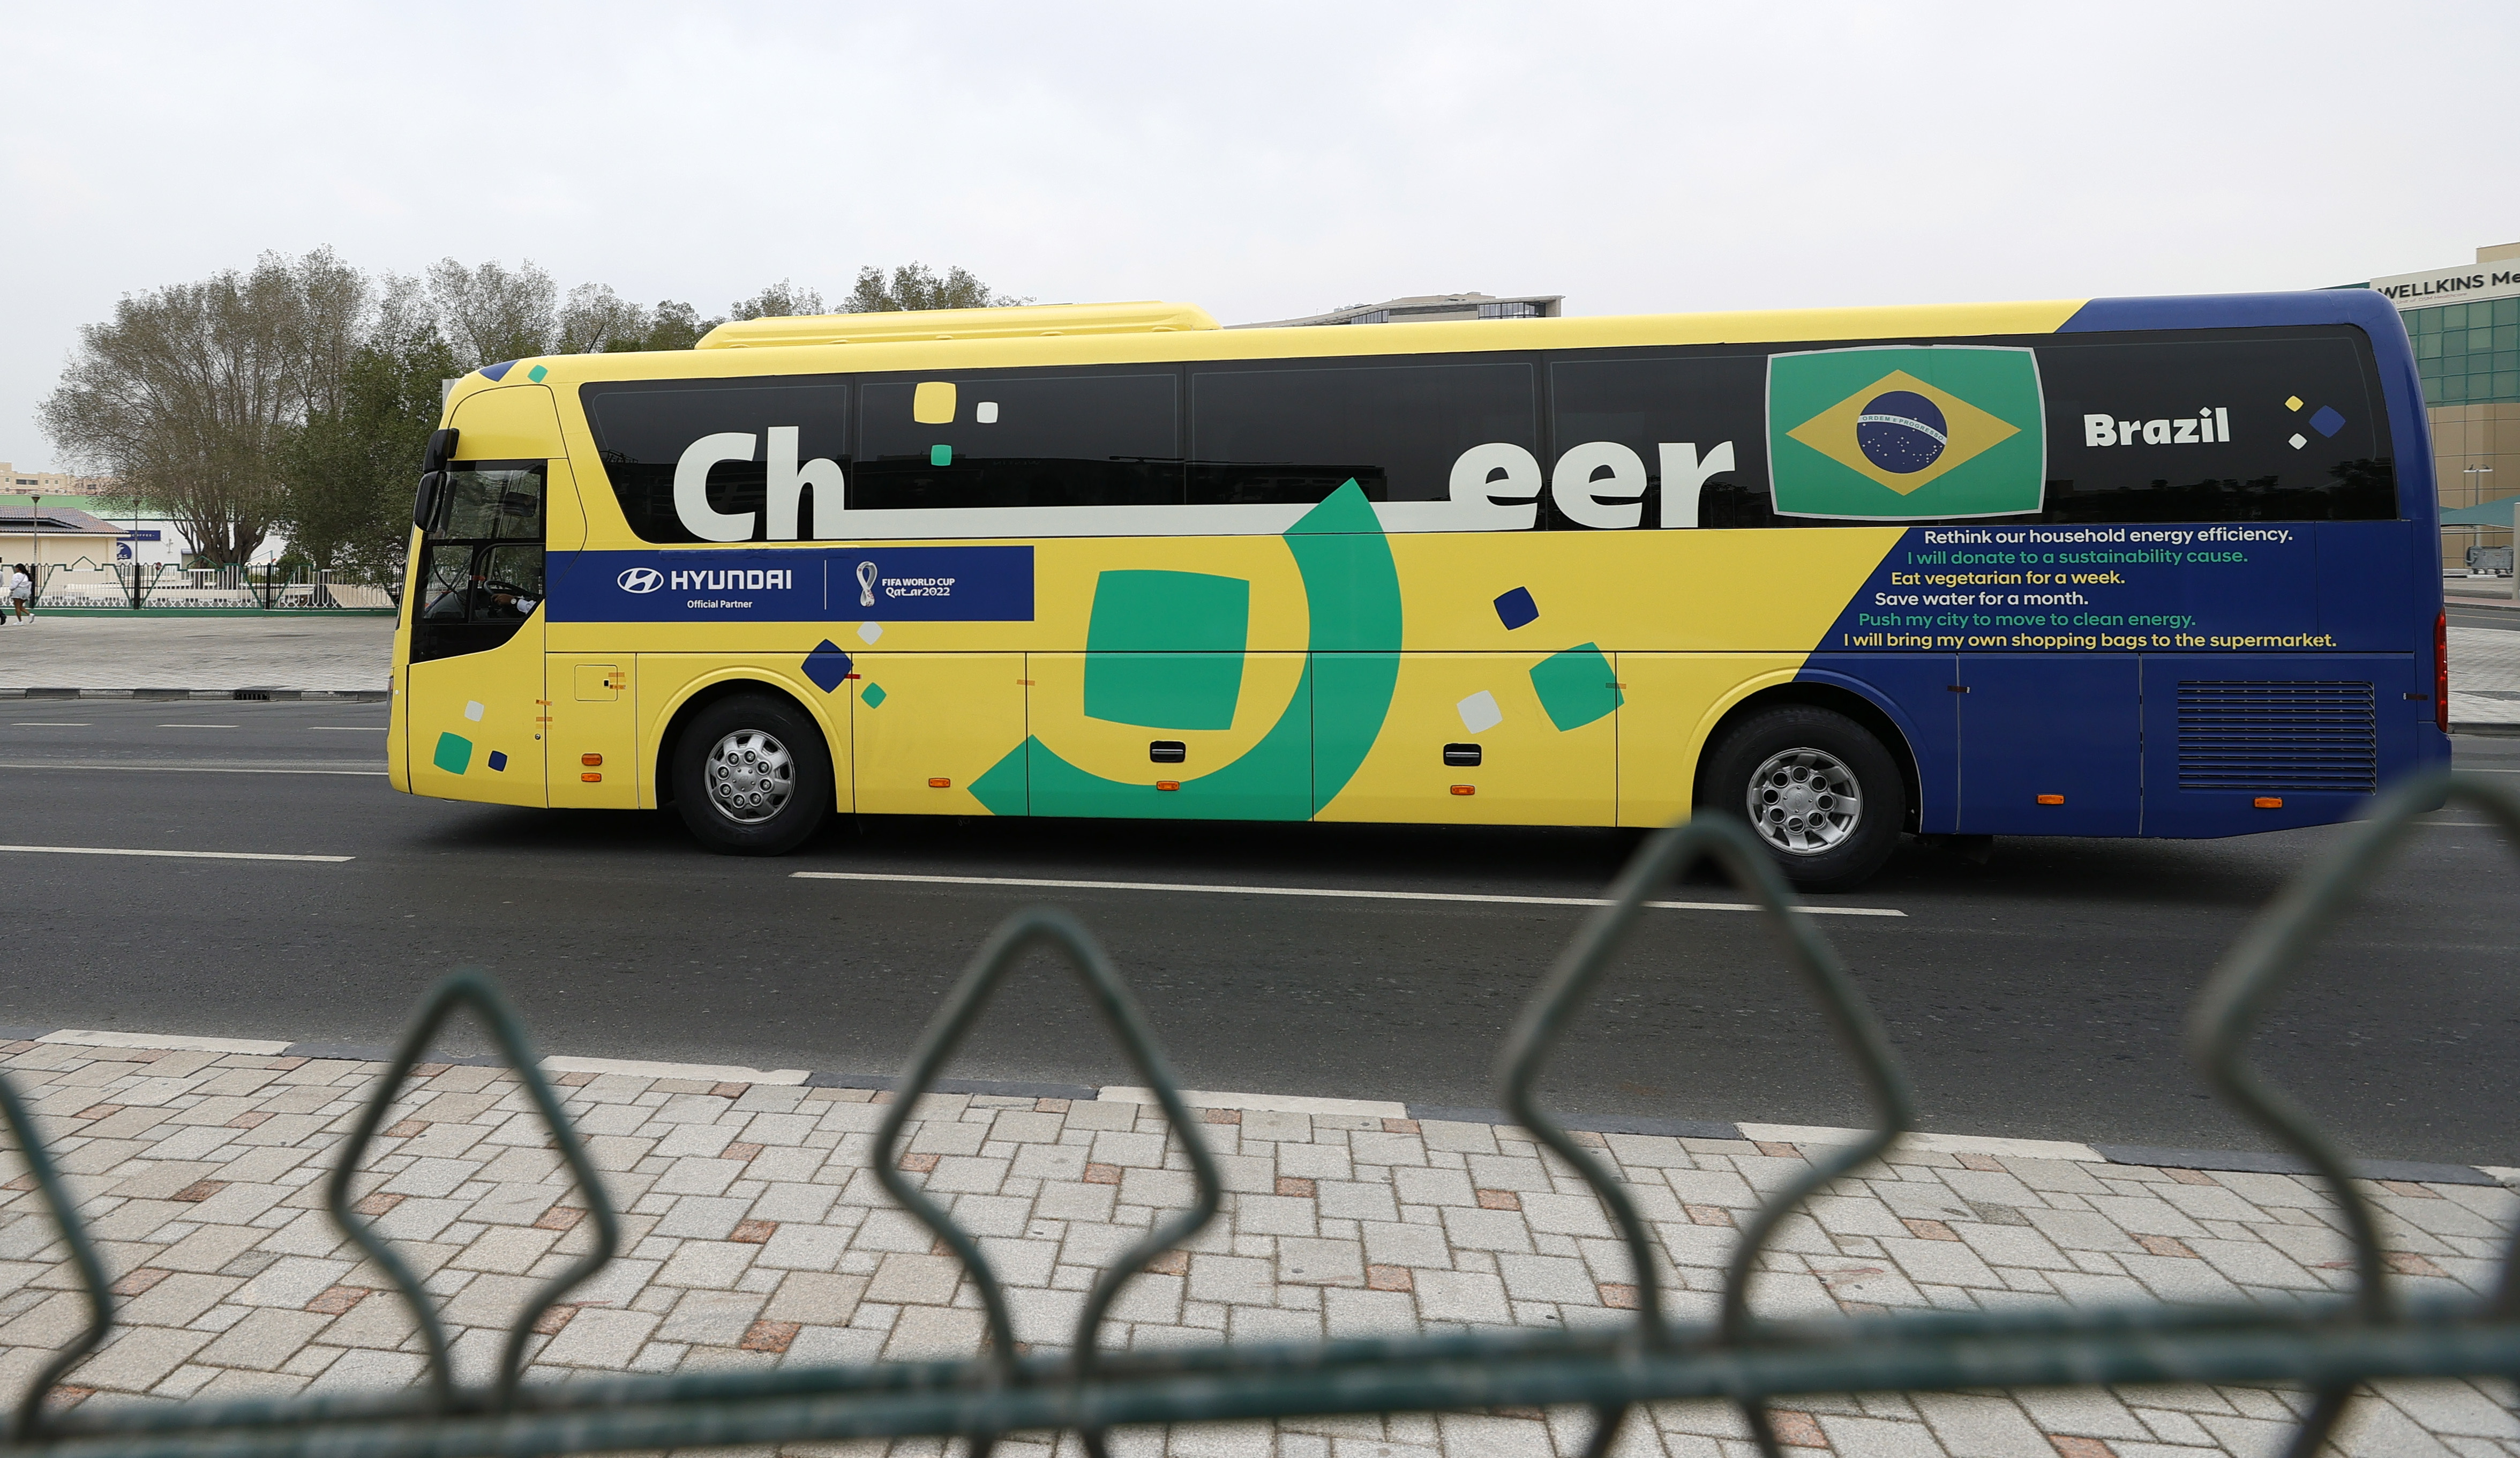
26 492 38 621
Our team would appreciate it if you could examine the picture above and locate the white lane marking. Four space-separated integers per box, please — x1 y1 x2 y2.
1736 1122 2108 1163
543 1055 810 1086
791 871 1906 917
158 724 238 729
0 761 386 776
49 1029 292 1055
0 844 351 863
1099 1086 1406 1118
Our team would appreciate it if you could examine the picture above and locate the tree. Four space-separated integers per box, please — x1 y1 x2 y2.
278 303 459 585
639 301 718 350
730 279 826 320
557 283 651 354
842 263 1026 312
39 250 364 569
427 258 557 366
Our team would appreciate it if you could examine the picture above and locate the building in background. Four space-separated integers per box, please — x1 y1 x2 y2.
0 502 125 587
1232 292 1563 328
0 463 116 496
2364 245 2520 568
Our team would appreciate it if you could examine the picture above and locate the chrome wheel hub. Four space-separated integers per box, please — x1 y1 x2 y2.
704 728 793 824
1746 747 1861 855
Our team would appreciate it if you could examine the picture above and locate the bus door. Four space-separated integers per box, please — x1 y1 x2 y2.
404 387 560 808
1953 656 2140 835
851 655 1029 816
1321 652 1616 826
1025 652 1311 820
2139 654 2417 836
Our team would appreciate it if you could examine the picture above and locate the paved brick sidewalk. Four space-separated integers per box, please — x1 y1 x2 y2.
2450 623 2520 728
0 1038 2510 1456
0 616 392 693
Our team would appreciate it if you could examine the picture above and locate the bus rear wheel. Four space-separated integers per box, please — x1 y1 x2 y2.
1704 706 1904 893
671 693 833 855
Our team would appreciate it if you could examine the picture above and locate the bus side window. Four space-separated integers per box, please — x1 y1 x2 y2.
1188 361 1539 508
854 371 1182 510
1548 354 1767 530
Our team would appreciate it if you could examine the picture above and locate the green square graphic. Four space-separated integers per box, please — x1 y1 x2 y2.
432 731 474 775
1768 346 2046 520
1529 644 1622 731
1084 570 1251 730
860 683 887 708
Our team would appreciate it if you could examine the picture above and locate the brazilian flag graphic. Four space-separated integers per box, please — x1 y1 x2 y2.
1767 346 2045 520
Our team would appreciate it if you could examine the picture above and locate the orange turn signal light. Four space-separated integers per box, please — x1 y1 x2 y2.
1154 780 1180 791
2254 796 2284 809
2036 794 2065 805
928 777 951 789
581 753 603 766
581 771 602 783
1450 784 1476 796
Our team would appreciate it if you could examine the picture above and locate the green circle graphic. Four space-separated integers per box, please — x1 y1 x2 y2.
969 481 1402 819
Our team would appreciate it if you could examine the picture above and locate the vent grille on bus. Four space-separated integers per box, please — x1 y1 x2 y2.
2176 681 2377 792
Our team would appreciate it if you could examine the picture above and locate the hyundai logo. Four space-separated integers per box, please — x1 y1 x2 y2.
617 567 664 594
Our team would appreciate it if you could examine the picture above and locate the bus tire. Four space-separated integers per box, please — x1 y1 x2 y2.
670 693 834 856
1703 706 1904 893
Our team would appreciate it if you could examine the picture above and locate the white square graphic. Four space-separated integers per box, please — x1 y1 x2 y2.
2288 433 2307 450
463 700 485 722
976 401 999 424
1456 690 1503 734
857 621 883 645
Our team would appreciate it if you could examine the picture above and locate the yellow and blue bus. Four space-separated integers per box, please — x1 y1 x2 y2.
388 290 2446 889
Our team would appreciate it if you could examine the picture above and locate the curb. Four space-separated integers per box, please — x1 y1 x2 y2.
0 688 388 701
2450 722 2520 738
6 1025 2505 1188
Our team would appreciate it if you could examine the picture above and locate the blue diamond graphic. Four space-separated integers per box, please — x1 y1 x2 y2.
802 640 854 693
2309 405 2346 438
487 750 508 772
1492 587 1539 631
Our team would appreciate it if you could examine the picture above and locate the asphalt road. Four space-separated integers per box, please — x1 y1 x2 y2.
1 700 2514 1167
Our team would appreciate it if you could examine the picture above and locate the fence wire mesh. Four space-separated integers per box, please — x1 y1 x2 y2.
2 769 2515 1458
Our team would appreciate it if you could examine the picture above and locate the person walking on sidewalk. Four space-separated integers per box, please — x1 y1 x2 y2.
5 564 29 622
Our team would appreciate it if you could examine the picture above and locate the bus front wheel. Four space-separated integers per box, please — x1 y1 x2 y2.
1703 706 1904 893
670 693 834 855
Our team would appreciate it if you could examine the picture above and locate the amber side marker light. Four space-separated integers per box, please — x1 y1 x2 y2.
927 777 951 789
1154 780 1181 792
1450 784 1476 796
2036 794 2065 805
581 753 602 766
581 772 602 783
2255 796 2284 809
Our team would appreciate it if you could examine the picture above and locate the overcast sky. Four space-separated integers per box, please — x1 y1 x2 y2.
4 1 2512 470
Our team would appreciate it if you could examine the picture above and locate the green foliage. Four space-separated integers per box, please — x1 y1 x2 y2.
843 263 1027 313
729 280 825 321
639 301 719 350
279 320 459 582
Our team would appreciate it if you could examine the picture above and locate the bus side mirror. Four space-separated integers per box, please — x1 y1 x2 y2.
414 428 461 529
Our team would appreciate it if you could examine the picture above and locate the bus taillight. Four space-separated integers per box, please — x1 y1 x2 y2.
2437 610 2449 734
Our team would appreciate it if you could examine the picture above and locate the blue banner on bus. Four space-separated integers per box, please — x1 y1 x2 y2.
549 545 1035 622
